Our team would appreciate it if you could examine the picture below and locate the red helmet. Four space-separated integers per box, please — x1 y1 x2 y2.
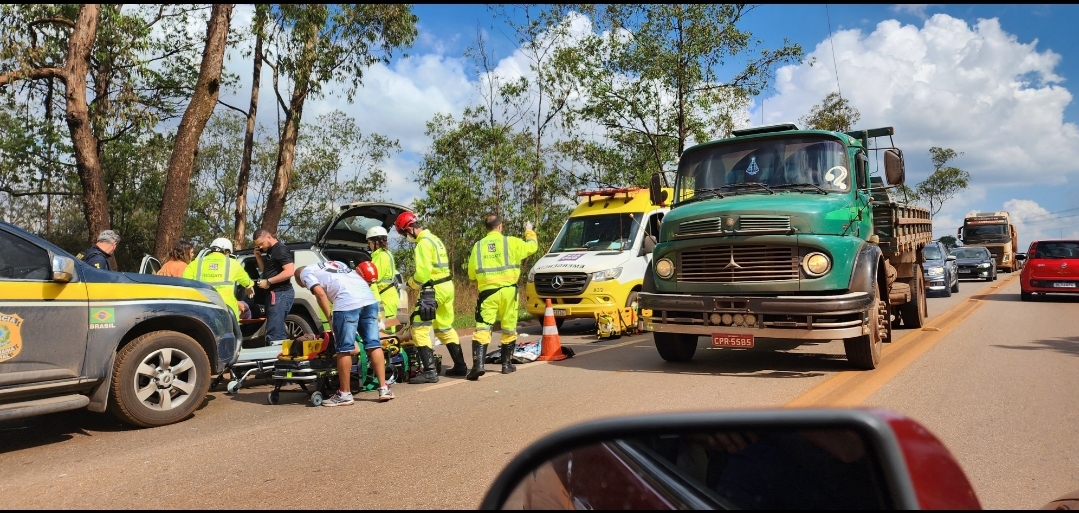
394 211 418 233
356 260 378 283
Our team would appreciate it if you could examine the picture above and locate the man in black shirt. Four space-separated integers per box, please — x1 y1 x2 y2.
253 229 296 345
76 230 120 270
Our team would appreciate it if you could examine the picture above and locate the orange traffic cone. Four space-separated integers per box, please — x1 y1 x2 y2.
538 299 570 361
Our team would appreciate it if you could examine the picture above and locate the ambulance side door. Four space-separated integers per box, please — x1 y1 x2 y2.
0 227 89 388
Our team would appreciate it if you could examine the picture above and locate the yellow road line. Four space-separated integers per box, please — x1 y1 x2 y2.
786 275 1017 408
419 337 644 392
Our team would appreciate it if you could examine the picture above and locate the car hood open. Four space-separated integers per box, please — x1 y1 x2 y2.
315 202 412 250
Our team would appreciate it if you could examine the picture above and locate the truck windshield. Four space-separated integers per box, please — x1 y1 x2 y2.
964 224 1008 239
675 136 850 203
551 213 642 252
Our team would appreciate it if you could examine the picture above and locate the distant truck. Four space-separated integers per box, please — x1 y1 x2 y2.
958 212 1018 272
638 124 932 370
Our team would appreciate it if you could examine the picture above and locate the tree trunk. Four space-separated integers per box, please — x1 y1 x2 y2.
233 5 265 250
154 4 233 260
63 5 110 245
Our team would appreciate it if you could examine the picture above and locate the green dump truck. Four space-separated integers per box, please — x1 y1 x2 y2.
638 124 932 369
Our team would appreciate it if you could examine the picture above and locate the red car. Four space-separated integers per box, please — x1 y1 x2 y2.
1019 240 1079 301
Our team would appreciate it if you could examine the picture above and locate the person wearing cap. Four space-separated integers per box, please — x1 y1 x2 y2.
77 230 121 270
466 214 538 379
393 211 464 383
366 226 399 334
183 237 254 320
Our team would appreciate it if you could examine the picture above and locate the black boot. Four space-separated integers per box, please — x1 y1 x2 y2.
465 341 486 381
410 346 439 384
444 343 469 376
500 342 516 374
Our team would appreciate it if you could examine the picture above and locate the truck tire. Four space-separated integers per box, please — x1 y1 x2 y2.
900 273 927 329
108 331 211 428
654 332 698 362
844 280 885 369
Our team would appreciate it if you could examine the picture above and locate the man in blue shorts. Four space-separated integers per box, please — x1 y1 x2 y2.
295 260 393 405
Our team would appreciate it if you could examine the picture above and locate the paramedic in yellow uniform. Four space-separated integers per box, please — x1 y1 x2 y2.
366 226 399 334
466 214 538 380
183 238 254 320
393 212 463 383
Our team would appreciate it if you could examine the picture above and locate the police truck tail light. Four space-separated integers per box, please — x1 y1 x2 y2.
802 252 831 277
656 258 675 279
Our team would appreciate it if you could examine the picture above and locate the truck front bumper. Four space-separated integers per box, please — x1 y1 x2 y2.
638 291 873 340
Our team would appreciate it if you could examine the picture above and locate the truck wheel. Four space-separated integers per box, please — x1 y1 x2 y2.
844 281 885 369
108 331 211 427
654 332 698 362
900 274 927 329
285 313 315 340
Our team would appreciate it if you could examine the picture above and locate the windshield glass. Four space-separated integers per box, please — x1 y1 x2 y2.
551 213 642 252
952 248 990 259
923 245 944 260
675 136 850 203
964 223 1008 238
1031 241 1079 259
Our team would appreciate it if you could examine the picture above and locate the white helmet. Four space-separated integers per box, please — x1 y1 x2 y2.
210 237 233 253
367 226 388 239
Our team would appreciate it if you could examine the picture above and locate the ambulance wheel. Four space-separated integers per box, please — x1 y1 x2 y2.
267 391 280 405
310 391 324 406
226 380 240 395
554 317 566 330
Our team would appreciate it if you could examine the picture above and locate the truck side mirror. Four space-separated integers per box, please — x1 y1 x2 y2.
883 149 905 186
649 173 668 206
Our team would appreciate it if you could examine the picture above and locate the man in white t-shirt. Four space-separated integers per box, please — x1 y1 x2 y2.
295 260 393 405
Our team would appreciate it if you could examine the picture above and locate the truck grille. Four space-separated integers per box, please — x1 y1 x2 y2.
678 245 799 283
738 215 791 232
678 217 722 236
986 247 1004 262
534 272 590 295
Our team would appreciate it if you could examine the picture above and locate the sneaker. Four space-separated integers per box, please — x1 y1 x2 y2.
322 391 354 407
378 387 395 402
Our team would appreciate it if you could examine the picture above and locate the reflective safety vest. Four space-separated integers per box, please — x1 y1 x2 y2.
467 230 539 291
371 248 397 294
182 252 251 319
413 229 451 286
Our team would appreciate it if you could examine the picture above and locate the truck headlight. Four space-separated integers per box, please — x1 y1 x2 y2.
591 267 622 282
927 266 944 276
527 268 536 282
656 258 674 279
977 262 991 268
802 252 831 277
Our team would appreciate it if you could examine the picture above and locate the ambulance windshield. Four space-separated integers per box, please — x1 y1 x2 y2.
551 214 642 253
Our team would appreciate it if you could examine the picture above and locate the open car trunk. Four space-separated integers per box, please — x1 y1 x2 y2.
315 202 411 260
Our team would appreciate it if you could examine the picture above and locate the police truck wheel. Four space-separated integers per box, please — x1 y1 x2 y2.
654 332 698 362
899 274 926 329
844 280 885 370
284 314 314 340
108 331 210 428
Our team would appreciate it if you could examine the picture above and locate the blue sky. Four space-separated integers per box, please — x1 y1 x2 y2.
223 4 1079 248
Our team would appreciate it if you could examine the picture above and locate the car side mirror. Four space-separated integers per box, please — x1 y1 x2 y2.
649 173 669 206
480 409 981 510
946 255 957 261
52 255 75 283
1016 254 1027 261
883 149 906 186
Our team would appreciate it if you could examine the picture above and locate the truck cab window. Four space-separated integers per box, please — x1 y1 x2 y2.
0 230 51 281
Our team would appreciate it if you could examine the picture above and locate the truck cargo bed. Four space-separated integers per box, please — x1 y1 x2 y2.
872 201 932 256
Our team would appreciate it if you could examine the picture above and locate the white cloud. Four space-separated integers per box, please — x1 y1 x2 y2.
1002 199 1079 246
890 5 936 19
760 15 1079 191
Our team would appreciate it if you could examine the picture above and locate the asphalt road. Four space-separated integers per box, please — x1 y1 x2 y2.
0 274 1074 509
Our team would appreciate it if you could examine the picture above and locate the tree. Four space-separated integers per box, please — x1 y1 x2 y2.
938 235 959 249
558 4 802 181
916 146 970 219
154 4 233 261
800 91 860 132
258 4 417 233
232 4 269 250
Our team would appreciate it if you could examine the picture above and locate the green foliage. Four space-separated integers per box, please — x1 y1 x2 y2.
938 235 959 249
916 147 970 219
800 92 860 132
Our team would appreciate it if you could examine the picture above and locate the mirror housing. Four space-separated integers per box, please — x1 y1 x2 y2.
883 149 906 186
51 255 75 283
481 409 980 510
639 235 657 257
946 255 957 262
1016 253 1027 261
649 173 669 206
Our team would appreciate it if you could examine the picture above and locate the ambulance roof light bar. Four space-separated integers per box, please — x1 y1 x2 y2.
576 186 642 206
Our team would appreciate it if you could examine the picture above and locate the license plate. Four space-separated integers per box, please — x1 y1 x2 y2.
1054 282 1076 288
959 269 971 274
552 308 567 317
713 333 754 348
